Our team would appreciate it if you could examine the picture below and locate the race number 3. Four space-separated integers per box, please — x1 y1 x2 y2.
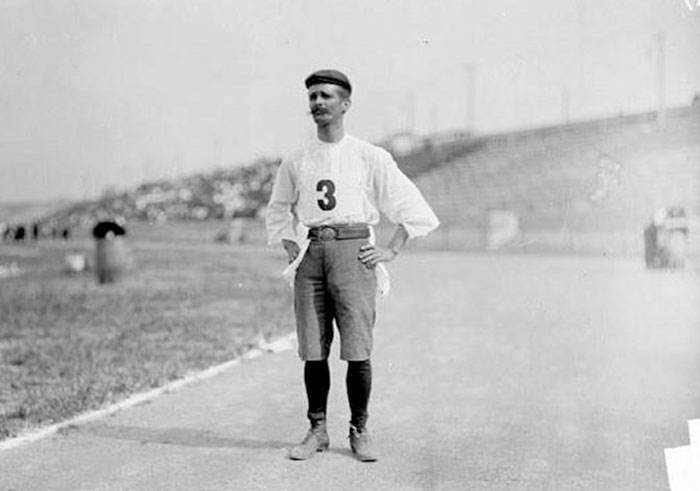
316 179 337 211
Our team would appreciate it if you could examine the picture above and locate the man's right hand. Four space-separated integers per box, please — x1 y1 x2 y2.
282 239 301 264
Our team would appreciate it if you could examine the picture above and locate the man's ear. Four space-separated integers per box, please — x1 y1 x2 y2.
342 98 352 113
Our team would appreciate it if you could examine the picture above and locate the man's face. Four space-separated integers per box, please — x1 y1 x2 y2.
307 83 350 126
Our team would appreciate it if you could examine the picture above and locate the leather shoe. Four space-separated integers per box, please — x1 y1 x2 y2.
289 424 329 460
348 425 378 462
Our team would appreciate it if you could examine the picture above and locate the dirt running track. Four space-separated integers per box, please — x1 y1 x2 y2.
1 252 699 490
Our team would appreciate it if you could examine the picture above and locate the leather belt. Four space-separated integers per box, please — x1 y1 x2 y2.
308 225 370 241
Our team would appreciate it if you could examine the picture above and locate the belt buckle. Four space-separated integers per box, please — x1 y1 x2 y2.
318 226 337 241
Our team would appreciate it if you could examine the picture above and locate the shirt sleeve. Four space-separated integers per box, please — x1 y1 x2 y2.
372 149 440 238
265 158 298 245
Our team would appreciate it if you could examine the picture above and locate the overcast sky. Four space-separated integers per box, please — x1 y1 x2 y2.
1 0 698 202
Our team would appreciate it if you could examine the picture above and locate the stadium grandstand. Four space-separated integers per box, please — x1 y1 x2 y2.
396 101 699 260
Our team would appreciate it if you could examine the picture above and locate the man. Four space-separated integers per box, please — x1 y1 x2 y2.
266 69 439 462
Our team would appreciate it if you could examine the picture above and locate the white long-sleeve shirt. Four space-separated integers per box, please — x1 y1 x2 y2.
266 134 439 243
265 134 439 294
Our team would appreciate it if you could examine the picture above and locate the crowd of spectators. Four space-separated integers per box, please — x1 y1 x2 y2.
33 157 280 230
1 220 71 243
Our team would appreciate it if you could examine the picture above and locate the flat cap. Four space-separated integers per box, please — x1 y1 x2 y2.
304 69 352 94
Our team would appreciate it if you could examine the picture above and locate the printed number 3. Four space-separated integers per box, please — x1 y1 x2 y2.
316 179 337 211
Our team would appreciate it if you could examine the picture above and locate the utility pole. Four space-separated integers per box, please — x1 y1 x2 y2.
405 93 416 134
561 87 571 125
81 174 90 200
465 63 477 133
381 119 391 139
213 137 222 169
655 31 667 130
429 104 438 135
142 161 152 183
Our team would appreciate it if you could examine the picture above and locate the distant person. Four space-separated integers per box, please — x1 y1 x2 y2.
644 220 659 268
645 207 689 269
61 227 70 240
32 222 39 241
660 206 688 269
15 225 26 242
266 69 439 462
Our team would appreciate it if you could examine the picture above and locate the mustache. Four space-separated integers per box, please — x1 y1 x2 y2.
310 108 328 115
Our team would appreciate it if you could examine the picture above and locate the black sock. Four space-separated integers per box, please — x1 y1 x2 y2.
304 360 330 425
346 359 372 430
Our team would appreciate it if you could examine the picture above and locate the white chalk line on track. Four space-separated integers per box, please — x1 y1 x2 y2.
0 332 297 452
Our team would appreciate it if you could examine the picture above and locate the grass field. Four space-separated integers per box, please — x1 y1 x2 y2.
0 221 293 440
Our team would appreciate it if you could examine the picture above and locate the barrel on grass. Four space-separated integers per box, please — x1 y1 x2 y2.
93 221 130 284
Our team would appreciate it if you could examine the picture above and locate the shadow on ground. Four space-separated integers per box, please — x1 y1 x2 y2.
79 424 289 451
